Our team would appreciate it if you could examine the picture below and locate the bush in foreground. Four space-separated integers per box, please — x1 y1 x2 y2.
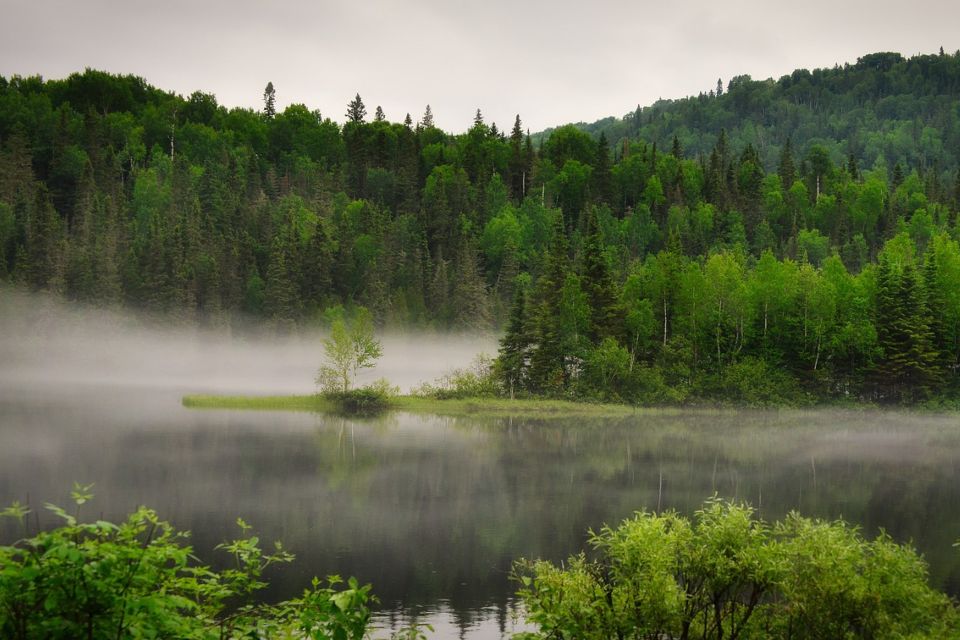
0 485 374 639
514 497 959 640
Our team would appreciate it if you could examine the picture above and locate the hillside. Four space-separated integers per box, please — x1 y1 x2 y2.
536 50 960 178
2 51 960 403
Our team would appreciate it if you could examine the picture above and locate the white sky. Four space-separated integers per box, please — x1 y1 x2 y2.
1 0 957 133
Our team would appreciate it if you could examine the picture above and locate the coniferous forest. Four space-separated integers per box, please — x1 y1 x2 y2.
4 50 960 404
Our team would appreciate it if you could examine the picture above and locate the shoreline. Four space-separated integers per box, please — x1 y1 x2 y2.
181 393 657 417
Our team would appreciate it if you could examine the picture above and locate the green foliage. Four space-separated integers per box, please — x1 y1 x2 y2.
700 357 808 407
412 355 498 399
0 491 376 639
5 57 960 405
316 307 383 394
325 378 399 415
515 497 959 640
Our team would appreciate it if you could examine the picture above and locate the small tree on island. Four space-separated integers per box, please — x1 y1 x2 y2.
316 308 383 394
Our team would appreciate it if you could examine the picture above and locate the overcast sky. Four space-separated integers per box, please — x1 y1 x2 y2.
1 0 957 133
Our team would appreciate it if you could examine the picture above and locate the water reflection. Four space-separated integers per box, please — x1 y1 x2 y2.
2 391 960 638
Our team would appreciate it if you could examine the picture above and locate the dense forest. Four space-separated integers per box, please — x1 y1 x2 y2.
2 50 960 403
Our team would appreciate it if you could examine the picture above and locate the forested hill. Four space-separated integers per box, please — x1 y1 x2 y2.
537 50 960 177
0 52 959 365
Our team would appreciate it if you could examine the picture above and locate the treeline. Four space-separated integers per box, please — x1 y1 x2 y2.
550 49 960 183
0 53 959 357
494 219 960 405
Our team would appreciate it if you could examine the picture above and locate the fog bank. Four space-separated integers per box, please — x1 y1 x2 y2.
0 288 496 396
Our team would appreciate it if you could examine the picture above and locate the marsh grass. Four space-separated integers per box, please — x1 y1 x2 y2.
182 394 654 418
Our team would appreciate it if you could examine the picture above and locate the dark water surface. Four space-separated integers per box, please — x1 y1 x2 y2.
2 387 960 638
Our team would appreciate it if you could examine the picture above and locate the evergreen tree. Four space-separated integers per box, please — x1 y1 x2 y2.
593 133 612 205
671 135 683 159
451 241 491 331
923 247 951 376
403 113 412 128
528 215 571 391
262 82 276 119
346 94 367 124
847 153 860 181
497 283 533 398
892 163 904 191
508 115 525 200
420 105 434 128
874 257 940 401
778 138 796 189
580 208 621 342
374 105 385 122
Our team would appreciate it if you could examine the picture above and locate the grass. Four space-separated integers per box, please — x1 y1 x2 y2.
181 393 649 418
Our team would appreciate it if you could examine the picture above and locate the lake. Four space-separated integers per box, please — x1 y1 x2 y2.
2 385 960 639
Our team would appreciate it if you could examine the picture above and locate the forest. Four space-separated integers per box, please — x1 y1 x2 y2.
2 50 960 404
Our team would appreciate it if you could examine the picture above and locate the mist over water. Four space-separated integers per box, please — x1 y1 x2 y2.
4 287 960 638
0 288 496 395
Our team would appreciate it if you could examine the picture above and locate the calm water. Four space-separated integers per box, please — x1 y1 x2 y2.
2 387 960 638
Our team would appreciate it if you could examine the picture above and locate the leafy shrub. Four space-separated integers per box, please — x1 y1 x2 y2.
0 485 376 639
515 497 958 640
412 354 498 399
576 339 686 404
578 338 632 402
701 357 809 407
325 377 398 415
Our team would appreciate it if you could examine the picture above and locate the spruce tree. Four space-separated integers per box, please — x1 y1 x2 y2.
497 283 533 398
778 138 796 188
671 135 683 159
892 163 904 191
528 215 570 391
875 258 940 402
346 94 367 124
262 82 276 119
580 208 621 343
451 241 491 331
508 115 525 200
923 248 950 378
593 133 612 205
420 105 434 128
374 105 385 122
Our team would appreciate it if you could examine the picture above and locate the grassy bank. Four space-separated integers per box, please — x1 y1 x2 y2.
181 393 648 418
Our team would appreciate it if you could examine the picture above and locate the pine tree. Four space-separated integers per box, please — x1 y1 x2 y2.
496 284 534 398
403 113 412 128
671 135 683 159
580 208 621 342
778 138 796 188
346 94 367 124
923 247 950 377
847 153 860 181
508 115 525 200
528 215 570 391
474 109 484 126
420 105 434 128
874 257 940 402
593 132 612 205
451 241 491 331
262 82 276 119
374 105 385 122
892 163 904 191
